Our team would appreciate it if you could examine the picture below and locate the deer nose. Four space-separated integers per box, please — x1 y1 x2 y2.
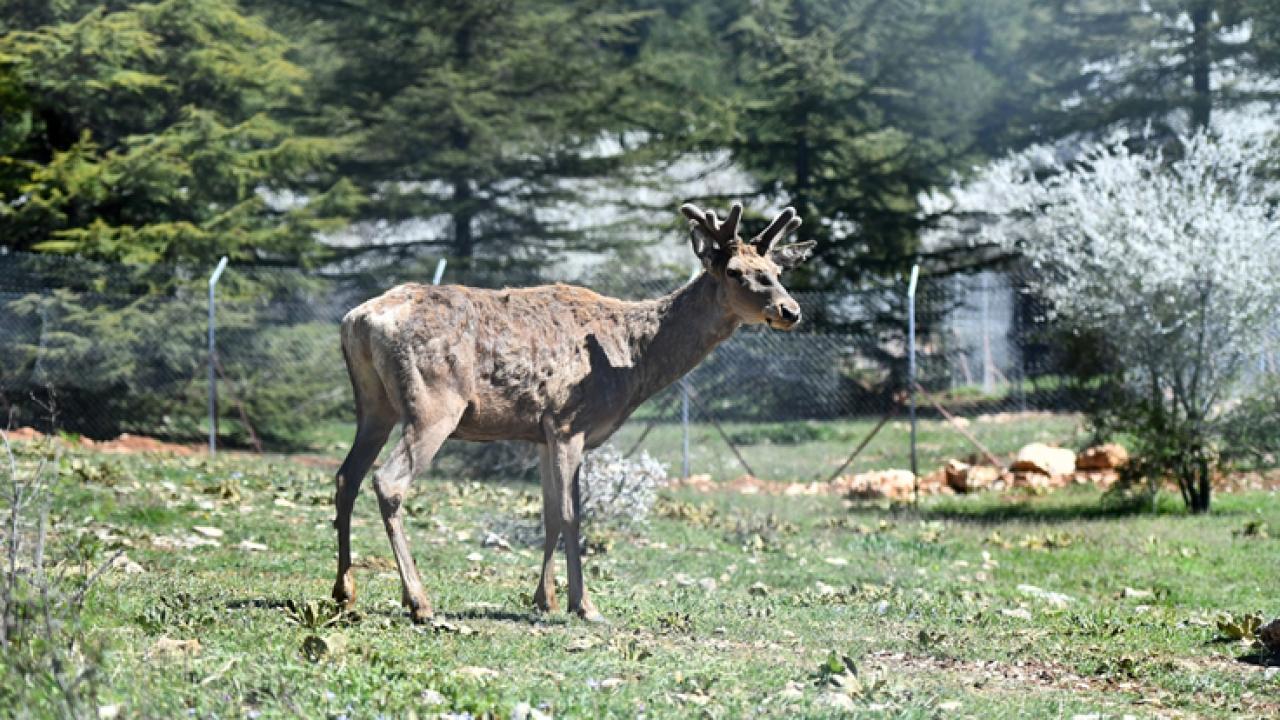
779 302 800 324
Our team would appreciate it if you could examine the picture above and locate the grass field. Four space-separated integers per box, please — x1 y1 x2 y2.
302 412 1088 483
3 439 1279 718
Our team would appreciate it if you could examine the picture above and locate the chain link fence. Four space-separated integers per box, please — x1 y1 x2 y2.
0 250 1109 482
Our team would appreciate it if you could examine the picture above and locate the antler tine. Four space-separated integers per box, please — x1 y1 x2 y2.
680 203 708 226
704 209 720 233
721 203 743 243
753 206 802 253
680 202 744 249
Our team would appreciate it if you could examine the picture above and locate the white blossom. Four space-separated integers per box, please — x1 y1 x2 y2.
952 123 1280 421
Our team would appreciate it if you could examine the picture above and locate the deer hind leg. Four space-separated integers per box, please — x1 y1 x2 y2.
333 347 397 609
533 444 562 613
332 412 395 609
373 392 465 623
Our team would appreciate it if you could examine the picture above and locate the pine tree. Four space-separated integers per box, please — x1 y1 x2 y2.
0 0 356 266
718 0 1018 287
304 0 652 274
1020 0 1280 138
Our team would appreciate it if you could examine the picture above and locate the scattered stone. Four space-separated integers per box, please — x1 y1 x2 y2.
748 582 770 597
565 636 600 652
698 577 717 592
465 552 484 563
1011 443 1077 478
511 702 551 720
192 525 223 539
146 636 202 660
482 532 512 551
420 689 447 706
1120 587 1154 600
453 666 499 681
237 540 268 552
1077 443 1129 471
1017 584 1073 608
1001 607 1033 621
674 573 696 587
779 681 805 700
816 692 857 712
111 553 145 574
844 469 917 501
97 705 122 719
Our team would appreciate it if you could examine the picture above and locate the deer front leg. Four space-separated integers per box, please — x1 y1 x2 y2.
533 445 562 613
541 425 603 622
562 463 603 622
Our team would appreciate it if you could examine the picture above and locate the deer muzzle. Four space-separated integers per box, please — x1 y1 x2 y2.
766 298 802 330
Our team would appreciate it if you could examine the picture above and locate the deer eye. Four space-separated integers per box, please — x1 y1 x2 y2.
725 267 743 280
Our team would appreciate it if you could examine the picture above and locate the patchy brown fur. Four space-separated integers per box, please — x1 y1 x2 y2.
331 203 812 623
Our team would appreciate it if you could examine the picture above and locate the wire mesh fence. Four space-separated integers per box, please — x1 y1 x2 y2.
0 250 1119 482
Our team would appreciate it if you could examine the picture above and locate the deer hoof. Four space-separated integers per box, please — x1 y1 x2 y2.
407 605 434 624
533 589 559 614
332 576 356 609
573 607 607 624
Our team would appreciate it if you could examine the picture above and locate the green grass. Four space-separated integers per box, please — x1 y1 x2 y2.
302 413 1087 483
5 442 1278 718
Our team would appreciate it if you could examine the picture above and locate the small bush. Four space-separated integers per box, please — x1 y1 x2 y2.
579 445 668 527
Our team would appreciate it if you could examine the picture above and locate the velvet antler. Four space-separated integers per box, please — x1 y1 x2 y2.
681 202 744 253
752 207 802 255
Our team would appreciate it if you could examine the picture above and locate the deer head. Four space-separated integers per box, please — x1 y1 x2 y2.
681 202 815 330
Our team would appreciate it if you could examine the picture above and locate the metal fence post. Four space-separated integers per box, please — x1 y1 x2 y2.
907 263 920 504
680 378 691 479
207 256 228 456
432 258 448 286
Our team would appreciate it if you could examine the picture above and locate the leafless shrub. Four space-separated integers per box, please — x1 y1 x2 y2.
579 445 668 528
1 431 116 717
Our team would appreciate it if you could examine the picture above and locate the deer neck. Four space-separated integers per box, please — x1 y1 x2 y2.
625 272 738 403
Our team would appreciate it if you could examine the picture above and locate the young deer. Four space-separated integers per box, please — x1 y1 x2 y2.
332 203 814 622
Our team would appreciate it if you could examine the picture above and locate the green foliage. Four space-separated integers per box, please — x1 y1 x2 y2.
306 0 656 266
719 0 1027 285
0 0 356 265
0 285 350 449
1220 377 1280 469
1016 0 1280 138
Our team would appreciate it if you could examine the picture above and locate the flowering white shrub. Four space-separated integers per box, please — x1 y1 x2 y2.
946 123 1280 511
579 445 668 527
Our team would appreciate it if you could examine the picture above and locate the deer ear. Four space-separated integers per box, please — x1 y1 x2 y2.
770 241 815 269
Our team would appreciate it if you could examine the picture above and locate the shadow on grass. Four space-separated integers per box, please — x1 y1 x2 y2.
849 488 1206 525
441 608 564 625
1235 650 1280 668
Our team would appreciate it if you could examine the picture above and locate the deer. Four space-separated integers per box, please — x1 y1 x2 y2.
331 202 814 623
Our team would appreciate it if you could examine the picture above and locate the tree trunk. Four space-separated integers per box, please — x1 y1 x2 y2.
1189 2 1213 130
450 21 476 260
451 177 474 259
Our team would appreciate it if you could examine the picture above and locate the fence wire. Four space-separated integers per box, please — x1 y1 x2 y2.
0 251 1143 481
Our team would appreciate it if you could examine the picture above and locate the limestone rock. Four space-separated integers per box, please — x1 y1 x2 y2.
1076 443 1129 471
1011 443 1076 477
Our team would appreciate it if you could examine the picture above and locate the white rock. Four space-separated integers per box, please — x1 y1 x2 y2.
816 692 857 712
1011 443 1076 477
